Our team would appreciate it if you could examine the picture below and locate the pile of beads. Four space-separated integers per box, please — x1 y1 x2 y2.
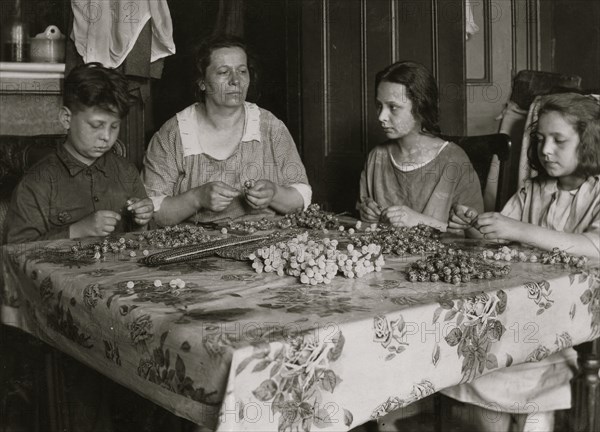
540 247 588 267
227 218 277 234
277 204 341 230
482 246 535 263
71 237 146 261
248 232 384 285
348 224 443 256
407 249 510 284
137 225 212 248
482 246 588 267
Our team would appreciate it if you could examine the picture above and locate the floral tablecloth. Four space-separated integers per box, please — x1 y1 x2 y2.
1 236 599 431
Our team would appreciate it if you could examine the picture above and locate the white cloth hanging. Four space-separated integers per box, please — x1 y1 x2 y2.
71 0 176 68
465 0 480 40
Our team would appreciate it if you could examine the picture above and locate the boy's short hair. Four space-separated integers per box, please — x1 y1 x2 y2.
528 93 600 178
63 62 134 118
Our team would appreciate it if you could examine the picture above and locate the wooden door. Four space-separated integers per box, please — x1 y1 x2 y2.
301 0 466 213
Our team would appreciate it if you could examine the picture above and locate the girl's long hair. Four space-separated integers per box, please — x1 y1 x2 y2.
528 93 600 178
375 61 441 136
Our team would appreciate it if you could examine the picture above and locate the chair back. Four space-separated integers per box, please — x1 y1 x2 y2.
510 70 582 111
441 133 511 212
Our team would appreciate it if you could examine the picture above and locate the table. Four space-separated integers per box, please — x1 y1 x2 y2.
1 233 599 431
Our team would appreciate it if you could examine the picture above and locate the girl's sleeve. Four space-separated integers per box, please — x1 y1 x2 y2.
270 118 312 209
141 119 181 212
500 183 528 219
582 200 600 254
454 157 484 213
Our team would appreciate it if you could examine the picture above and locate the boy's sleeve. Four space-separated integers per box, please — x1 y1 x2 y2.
6 176 70 244
126 163 149 200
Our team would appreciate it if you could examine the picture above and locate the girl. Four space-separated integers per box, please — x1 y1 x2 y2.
357 61 483 233
447 92 600 431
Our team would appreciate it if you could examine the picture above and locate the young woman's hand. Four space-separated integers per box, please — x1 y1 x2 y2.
448 203 479 231
244 180 277 209
381 205 448 231
69 210 121 238
127 197 154 226
357 197 382 222
195 181 240 212
474 212 519 241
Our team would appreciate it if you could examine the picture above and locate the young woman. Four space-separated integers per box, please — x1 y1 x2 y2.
357 61 482 232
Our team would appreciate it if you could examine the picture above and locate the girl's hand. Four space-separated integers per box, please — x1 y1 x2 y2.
195 182 241 212
474 212 520 241
244 180 277 209
357 197 382 222
448 204 479 231
127 197 154 226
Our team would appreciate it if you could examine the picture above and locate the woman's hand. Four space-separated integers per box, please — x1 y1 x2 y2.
474 212 520 241
127 197 154 226
357 197 382 222
244 180 277 209
448 204 479 231
195 181 240 212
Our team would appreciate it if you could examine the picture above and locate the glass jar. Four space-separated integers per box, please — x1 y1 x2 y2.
2 0 30 62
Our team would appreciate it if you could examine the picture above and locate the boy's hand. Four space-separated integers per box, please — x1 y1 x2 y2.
357 197 381 222
69 210 121 238
127 198 154 226
195 181 241 212
448 204 479 231
244 180 276 209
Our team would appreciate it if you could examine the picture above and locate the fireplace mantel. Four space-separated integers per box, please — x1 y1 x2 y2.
0 62 65 135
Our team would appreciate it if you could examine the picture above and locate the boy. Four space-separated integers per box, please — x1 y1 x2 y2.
6 63 153 244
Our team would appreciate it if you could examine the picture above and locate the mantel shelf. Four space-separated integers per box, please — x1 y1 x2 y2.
0 62 64 94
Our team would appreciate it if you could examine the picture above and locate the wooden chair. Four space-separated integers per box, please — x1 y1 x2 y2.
441 133 512 212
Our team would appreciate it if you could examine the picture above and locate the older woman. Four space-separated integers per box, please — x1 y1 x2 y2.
357 61 482 232
142 35 311 225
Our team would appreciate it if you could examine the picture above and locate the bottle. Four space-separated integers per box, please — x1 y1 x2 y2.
2 0 29 62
